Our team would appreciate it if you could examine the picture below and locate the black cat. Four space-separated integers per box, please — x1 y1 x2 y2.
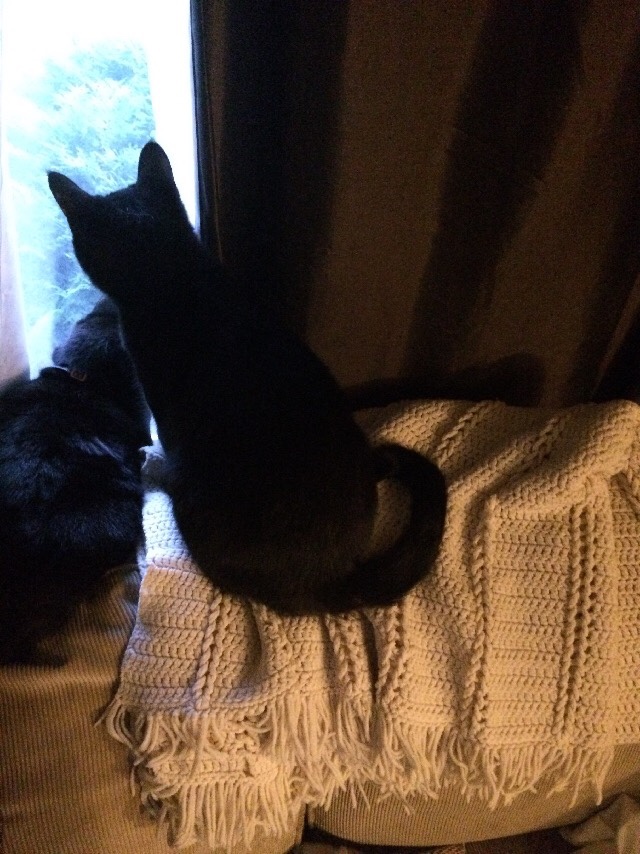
0 297 150 665
48 142 446 616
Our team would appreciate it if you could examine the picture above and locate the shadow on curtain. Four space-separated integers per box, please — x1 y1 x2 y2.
195 0 640 409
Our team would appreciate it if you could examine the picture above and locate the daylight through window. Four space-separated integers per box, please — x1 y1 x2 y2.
3 0 197 374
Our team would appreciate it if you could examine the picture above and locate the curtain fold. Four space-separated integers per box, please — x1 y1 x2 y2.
195 0 640 408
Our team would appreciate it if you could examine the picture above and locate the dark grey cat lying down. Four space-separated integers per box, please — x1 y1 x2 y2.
0 298 150 665
48 142 447 616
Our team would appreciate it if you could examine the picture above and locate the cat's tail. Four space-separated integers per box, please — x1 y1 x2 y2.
323 443 447 612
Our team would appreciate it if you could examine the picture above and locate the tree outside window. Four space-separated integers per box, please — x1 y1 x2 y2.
7 42 156 364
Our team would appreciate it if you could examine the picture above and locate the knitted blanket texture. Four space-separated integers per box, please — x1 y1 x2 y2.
105 399 640 850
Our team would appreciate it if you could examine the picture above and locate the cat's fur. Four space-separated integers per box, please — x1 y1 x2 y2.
0 297 150 665
48 142 446 615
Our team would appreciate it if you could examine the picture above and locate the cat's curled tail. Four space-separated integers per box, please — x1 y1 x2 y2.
322 444 447 612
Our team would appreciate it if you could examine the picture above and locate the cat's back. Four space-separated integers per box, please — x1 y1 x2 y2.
0 373 140 511
1 373 106 458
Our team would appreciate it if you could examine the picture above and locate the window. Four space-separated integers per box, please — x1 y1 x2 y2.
3 0 197 374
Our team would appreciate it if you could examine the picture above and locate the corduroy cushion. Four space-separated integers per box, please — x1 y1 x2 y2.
307 747 640 847
0 566 303 854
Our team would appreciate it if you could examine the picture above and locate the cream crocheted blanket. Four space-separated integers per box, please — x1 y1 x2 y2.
105 399 640 850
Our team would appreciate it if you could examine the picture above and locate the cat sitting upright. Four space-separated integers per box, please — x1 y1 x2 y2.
48 142 447 616
0 297 150 665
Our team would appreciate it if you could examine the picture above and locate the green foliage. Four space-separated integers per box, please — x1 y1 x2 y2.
8 41 155 347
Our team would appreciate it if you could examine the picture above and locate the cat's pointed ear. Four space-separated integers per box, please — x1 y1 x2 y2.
137 141 176 188
48 172 91 220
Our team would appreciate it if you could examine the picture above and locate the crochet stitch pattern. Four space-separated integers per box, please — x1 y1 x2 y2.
105 399 640 850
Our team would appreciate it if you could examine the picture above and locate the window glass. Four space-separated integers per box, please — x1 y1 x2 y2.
3 0 197 373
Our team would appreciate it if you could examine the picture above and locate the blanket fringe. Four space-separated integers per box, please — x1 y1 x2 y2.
368 715 615 810
103 699 296 850
104 691 616 850
370 717 452 798
457 742 614 808
254 686 376 811
103 685 374 849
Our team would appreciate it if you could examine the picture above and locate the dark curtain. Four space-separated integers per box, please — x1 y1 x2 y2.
192 0 640 409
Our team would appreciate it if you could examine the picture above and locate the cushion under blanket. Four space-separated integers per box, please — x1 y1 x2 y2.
105 399 640 851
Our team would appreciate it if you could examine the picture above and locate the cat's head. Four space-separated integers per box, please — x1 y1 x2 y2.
48 142 195 305
52 296 151 445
